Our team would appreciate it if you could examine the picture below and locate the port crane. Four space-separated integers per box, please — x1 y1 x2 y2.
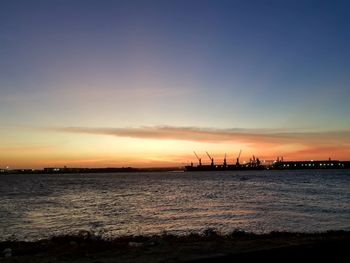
250 155 261 166
206 151 214 166
193 151 202 166
236 149 242 166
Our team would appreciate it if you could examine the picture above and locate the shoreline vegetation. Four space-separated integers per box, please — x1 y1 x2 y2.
1 230 349 262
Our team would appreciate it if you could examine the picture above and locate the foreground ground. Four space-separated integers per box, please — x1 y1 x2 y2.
1 230 349 262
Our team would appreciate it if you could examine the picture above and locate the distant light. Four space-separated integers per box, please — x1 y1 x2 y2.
311 160 313 162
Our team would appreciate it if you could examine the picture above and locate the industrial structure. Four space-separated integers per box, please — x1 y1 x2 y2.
185 152 350 171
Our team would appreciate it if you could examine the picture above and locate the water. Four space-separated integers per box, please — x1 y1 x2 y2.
0 170 349 241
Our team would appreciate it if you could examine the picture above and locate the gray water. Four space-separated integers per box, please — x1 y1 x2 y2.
0 170 349 241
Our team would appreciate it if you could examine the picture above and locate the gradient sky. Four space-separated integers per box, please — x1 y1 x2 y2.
1 0 350 168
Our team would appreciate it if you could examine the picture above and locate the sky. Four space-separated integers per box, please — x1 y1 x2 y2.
1 0 350 168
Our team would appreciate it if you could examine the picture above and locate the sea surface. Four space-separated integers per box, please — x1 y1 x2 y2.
1 170 349 241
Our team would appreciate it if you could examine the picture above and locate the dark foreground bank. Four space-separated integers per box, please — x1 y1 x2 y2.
1 230 349 262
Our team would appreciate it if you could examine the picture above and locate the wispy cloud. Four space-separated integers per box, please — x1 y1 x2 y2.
48 125 350 146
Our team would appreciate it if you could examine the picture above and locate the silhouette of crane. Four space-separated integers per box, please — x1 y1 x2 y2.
206 151 214 166
236 149 242 166
193 151 202 166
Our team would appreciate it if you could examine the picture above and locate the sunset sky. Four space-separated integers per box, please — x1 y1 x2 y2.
1 0 350 168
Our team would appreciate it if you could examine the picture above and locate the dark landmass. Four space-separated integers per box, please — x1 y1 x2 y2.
0 167 183 174
1 160 350 174
1 230 349 262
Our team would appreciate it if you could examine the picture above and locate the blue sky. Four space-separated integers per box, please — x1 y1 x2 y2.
1 0 350 167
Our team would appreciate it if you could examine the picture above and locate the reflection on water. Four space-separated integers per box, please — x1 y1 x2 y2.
0 170 349 241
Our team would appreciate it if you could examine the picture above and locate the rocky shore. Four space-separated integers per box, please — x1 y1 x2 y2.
1 230 349 262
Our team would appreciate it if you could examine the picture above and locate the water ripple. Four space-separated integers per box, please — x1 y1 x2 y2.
0 170 349 241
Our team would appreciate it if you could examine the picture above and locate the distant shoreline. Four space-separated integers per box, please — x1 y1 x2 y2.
1 164 350 174
1 230 349 262
0 167 184 174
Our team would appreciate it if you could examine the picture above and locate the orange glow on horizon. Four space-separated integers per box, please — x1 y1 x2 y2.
1 126 350 169
2 143 350 169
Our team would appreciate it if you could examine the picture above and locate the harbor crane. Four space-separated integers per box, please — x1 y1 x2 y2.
193 151 202 166
236 149 242 166
251 155 261 166
206 151 214 166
